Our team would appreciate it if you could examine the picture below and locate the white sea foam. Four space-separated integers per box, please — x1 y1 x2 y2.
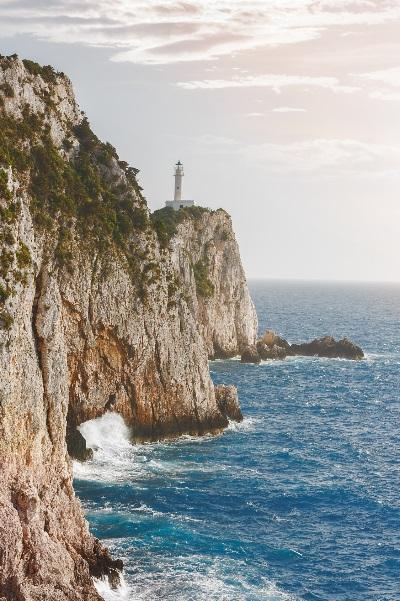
73 413 143 483
226 416 258 432
76 418 298 601
73 411 260 485
73 413 214 483
209 356 241 363
364 351 400 363
119 556 298 601
79 412 131 452
93 576 131 601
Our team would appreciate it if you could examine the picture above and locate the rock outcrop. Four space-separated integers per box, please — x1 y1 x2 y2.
240 344 261 364
290 336 364 360
215 385 243 422
241 331 364 363
0 56 256 600
256 331 291 360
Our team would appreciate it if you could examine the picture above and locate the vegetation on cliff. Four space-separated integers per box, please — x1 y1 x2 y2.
0 110 147 249
192 259 215 298
0 54 155 308
0 55 247 326
151 205 210 247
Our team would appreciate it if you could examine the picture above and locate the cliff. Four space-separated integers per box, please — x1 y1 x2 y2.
152 206 258 359
0 56 257 600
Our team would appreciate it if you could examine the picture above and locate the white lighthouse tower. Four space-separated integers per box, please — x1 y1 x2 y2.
174 160 184 201
165 161 195 211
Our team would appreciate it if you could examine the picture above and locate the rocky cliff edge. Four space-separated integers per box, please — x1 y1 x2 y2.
0 55 257 600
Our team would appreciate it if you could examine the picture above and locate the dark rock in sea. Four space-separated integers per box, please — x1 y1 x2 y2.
290 336 364 360
255 330 291 360
215 385 243 422
88 540 124 589
240 345 261 364
256 342 288 359
66 426 94 461
248 331 364 362
260 330 292 351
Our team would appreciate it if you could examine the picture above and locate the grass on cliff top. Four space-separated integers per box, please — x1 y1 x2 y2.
151 205 210 248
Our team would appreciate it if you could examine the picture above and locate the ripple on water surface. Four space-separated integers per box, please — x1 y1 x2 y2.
74 281 400 601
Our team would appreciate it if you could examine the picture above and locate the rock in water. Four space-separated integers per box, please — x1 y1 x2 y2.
241 345 261 364
66 425 93 461
260 330 290 350
254 330 291 360
256 341 288 360
242 331 364 363
290 336 364 359
215 385 243 422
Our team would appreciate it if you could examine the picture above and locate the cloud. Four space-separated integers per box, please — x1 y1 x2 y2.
353 66 400 101
369 89 400 101
176 73 360 94
0 0 399 65
196 134 400 175
356 66 400 87
272 107 307 112
152 2 201 16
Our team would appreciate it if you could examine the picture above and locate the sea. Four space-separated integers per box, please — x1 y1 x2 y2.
73 280 400 601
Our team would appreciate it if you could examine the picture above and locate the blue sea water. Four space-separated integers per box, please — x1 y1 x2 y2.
74 280 400 601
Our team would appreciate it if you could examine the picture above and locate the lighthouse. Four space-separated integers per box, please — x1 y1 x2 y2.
165 161 195 211
174 160 183 201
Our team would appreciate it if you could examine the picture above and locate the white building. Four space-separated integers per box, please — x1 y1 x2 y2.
165 161 195 211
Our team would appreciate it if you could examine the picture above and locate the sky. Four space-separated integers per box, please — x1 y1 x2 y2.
0 0 399 281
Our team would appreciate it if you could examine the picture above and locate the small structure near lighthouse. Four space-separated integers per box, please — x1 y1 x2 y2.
165 161 195 211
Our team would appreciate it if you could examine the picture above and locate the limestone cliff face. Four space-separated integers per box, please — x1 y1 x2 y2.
170 209 257 358
0 56 256 600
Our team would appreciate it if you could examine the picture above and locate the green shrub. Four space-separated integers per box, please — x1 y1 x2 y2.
16 242 31 269
0 249 14 278
0 83 14 98
22 59 58 84
0 168 11 201
192 260 214 298
1 229 15 245
0 284 10 303
151 205 209 247
63 137 73 151
0 310 13 329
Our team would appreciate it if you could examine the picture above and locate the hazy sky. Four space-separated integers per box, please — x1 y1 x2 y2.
1 0 400 281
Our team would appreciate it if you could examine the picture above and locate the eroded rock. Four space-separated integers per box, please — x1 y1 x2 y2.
215 384 243 422
66 425 93 461
291 336 364 359
242 330 364 364
240 345 261 364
